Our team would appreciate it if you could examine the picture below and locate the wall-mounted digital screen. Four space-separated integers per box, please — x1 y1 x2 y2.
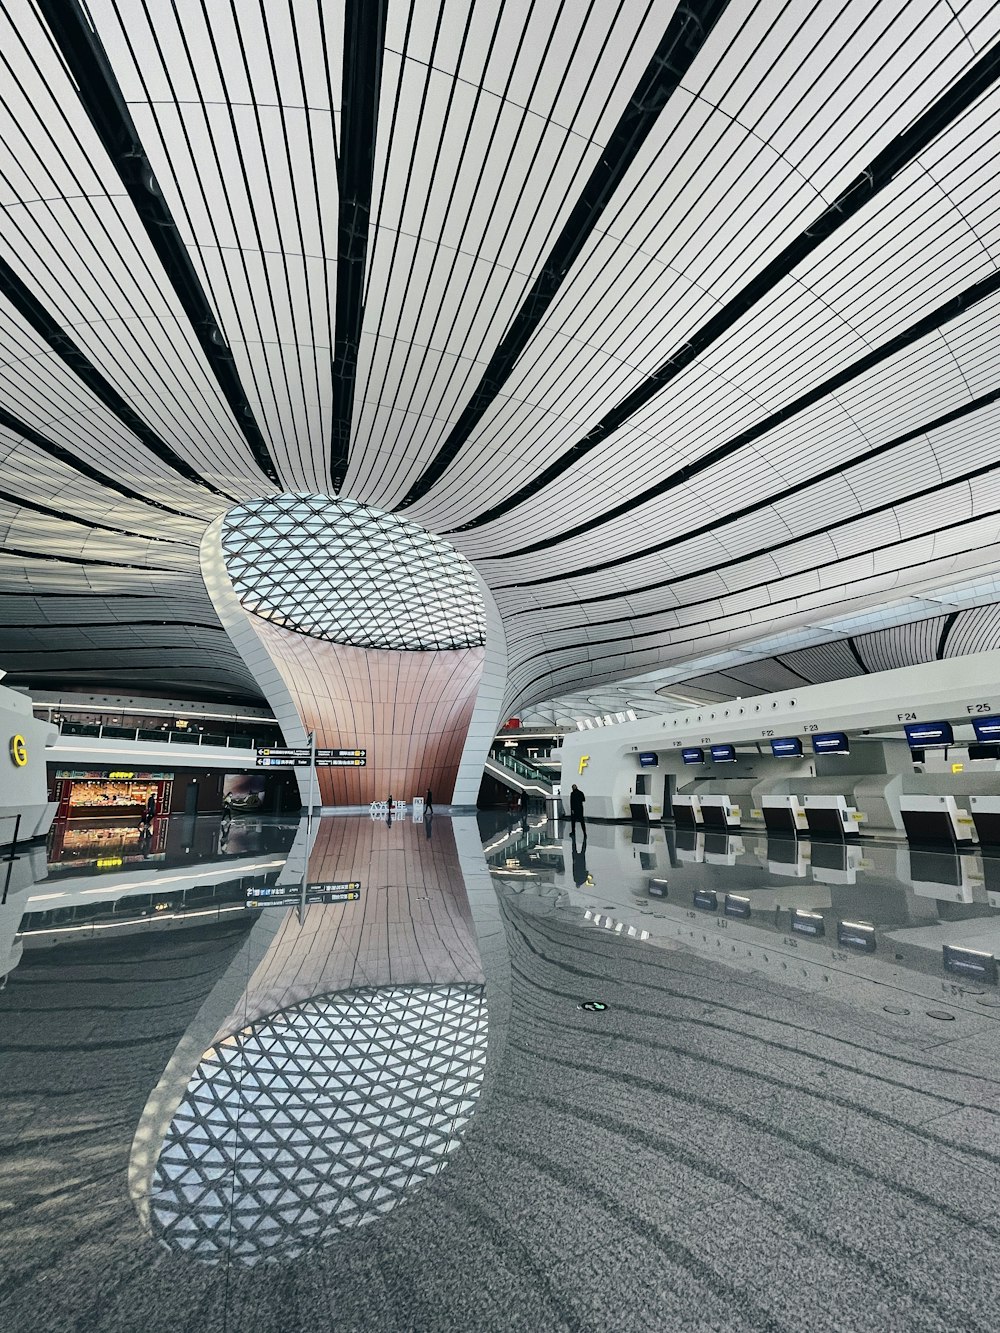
904 721 954 748
770 737 802 758
811 732 849 755
972 716 1000 742
638 752 658 767
710 744 736 762
681 747 704 765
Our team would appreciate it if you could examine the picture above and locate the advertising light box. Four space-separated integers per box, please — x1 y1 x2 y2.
904 721 954 748
811 732 849 755
770 737 802 758
638 752 658 767
681 747 704 765
973 716 1000 742
710 744 736 762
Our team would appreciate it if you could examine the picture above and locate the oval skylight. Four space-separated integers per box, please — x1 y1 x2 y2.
221 494 485 651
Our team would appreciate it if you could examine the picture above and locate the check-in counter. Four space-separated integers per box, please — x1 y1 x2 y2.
899 794 974 845
671 793 703 828
969 796 1000 847
766 835 809 877
699 793 741 829
704 832 744 865
803 794 863 839
761 794 808 835
811 841 863 885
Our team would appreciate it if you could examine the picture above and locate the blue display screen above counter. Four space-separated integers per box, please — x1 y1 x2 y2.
972 716 1000 742
681 747 704 765
903 721 954 748
770 737 802 758
638 752 658 767
710 743 736 762
810 731 849 755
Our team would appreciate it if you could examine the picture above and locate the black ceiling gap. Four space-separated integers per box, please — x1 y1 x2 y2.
35 0 281 487
500 497 1000 649
0 546 172 571
450 38 1000 532
329 0 389 491
845 639 870 673
936 611 960 658
500 359 1000 595
0 403 191 518
0 487 194 544
398 0 733 508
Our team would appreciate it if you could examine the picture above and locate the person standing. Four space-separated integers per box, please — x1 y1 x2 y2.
569 783 586 836
425 788 433 815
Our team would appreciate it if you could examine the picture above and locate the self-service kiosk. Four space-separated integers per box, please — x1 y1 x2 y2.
760 794 808 835
803 794 863 838
899 794 974 845
969 796 1000 847
671 793 703 828
698 793 741 830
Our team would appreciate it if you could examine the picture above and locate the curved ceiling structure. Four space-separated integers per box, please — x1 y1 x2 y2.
2 1 1000 711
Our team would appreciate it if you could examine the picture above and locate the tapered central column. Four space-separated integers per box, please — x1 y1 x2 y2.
208 494 487 803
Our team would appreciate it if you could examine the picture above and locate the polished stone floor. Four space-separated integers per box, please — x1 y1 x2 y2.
2 811 999 1331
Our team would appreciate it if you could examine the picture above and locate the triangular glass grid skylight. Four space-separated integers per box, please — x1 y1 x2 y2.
149 984 488 1264
220 494 486 651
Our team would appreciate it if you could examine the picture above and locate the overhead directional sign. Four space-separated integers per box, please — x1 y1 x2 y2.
316 748 366 767
256 746 311 768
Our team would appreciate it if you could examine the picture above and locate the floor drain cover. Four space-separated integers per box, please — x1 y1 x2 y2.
926 1010 957 1021
883 1004 910 1015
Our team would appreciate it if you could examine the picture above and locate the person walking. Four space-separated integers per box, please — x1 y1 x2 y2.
569 783 586 836
425 788 433 815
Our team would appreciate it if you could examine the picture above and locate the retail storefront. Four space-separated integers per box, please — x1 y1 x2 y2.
51 769 174 821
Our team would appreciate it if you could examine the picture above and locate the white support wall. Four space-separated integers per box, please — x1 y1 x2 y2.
0 681 58 841
452 572 508 808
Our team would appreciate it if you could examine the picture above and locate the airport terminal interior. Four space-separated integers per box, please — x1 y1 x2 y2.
2 2 1000 1330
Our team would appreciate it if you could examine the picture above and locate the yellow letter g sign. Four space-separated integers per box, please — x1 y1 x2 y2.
9 734 28 767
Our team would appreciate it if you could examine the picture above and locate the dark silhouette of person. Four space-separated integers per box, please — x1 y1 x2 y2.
425 788 433 815
145 791 157 822
571 834 590 887
569 784 586 836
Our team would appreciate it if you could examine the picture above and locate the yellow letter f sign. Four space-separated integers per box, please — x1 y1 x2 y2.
578 754 589 775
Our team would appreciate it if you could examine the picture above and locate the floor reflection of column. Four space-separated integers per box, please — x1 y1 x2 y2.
130 816 495 1265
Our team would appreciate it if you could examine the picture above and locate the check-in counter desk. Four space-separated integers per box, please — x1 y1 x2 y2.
810 841 863 885
704 832 744 865
803 794 862 839
671 794 703 828
899 794 974 845
969 796 1000 847
761 794 808 835
698 793 741 830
